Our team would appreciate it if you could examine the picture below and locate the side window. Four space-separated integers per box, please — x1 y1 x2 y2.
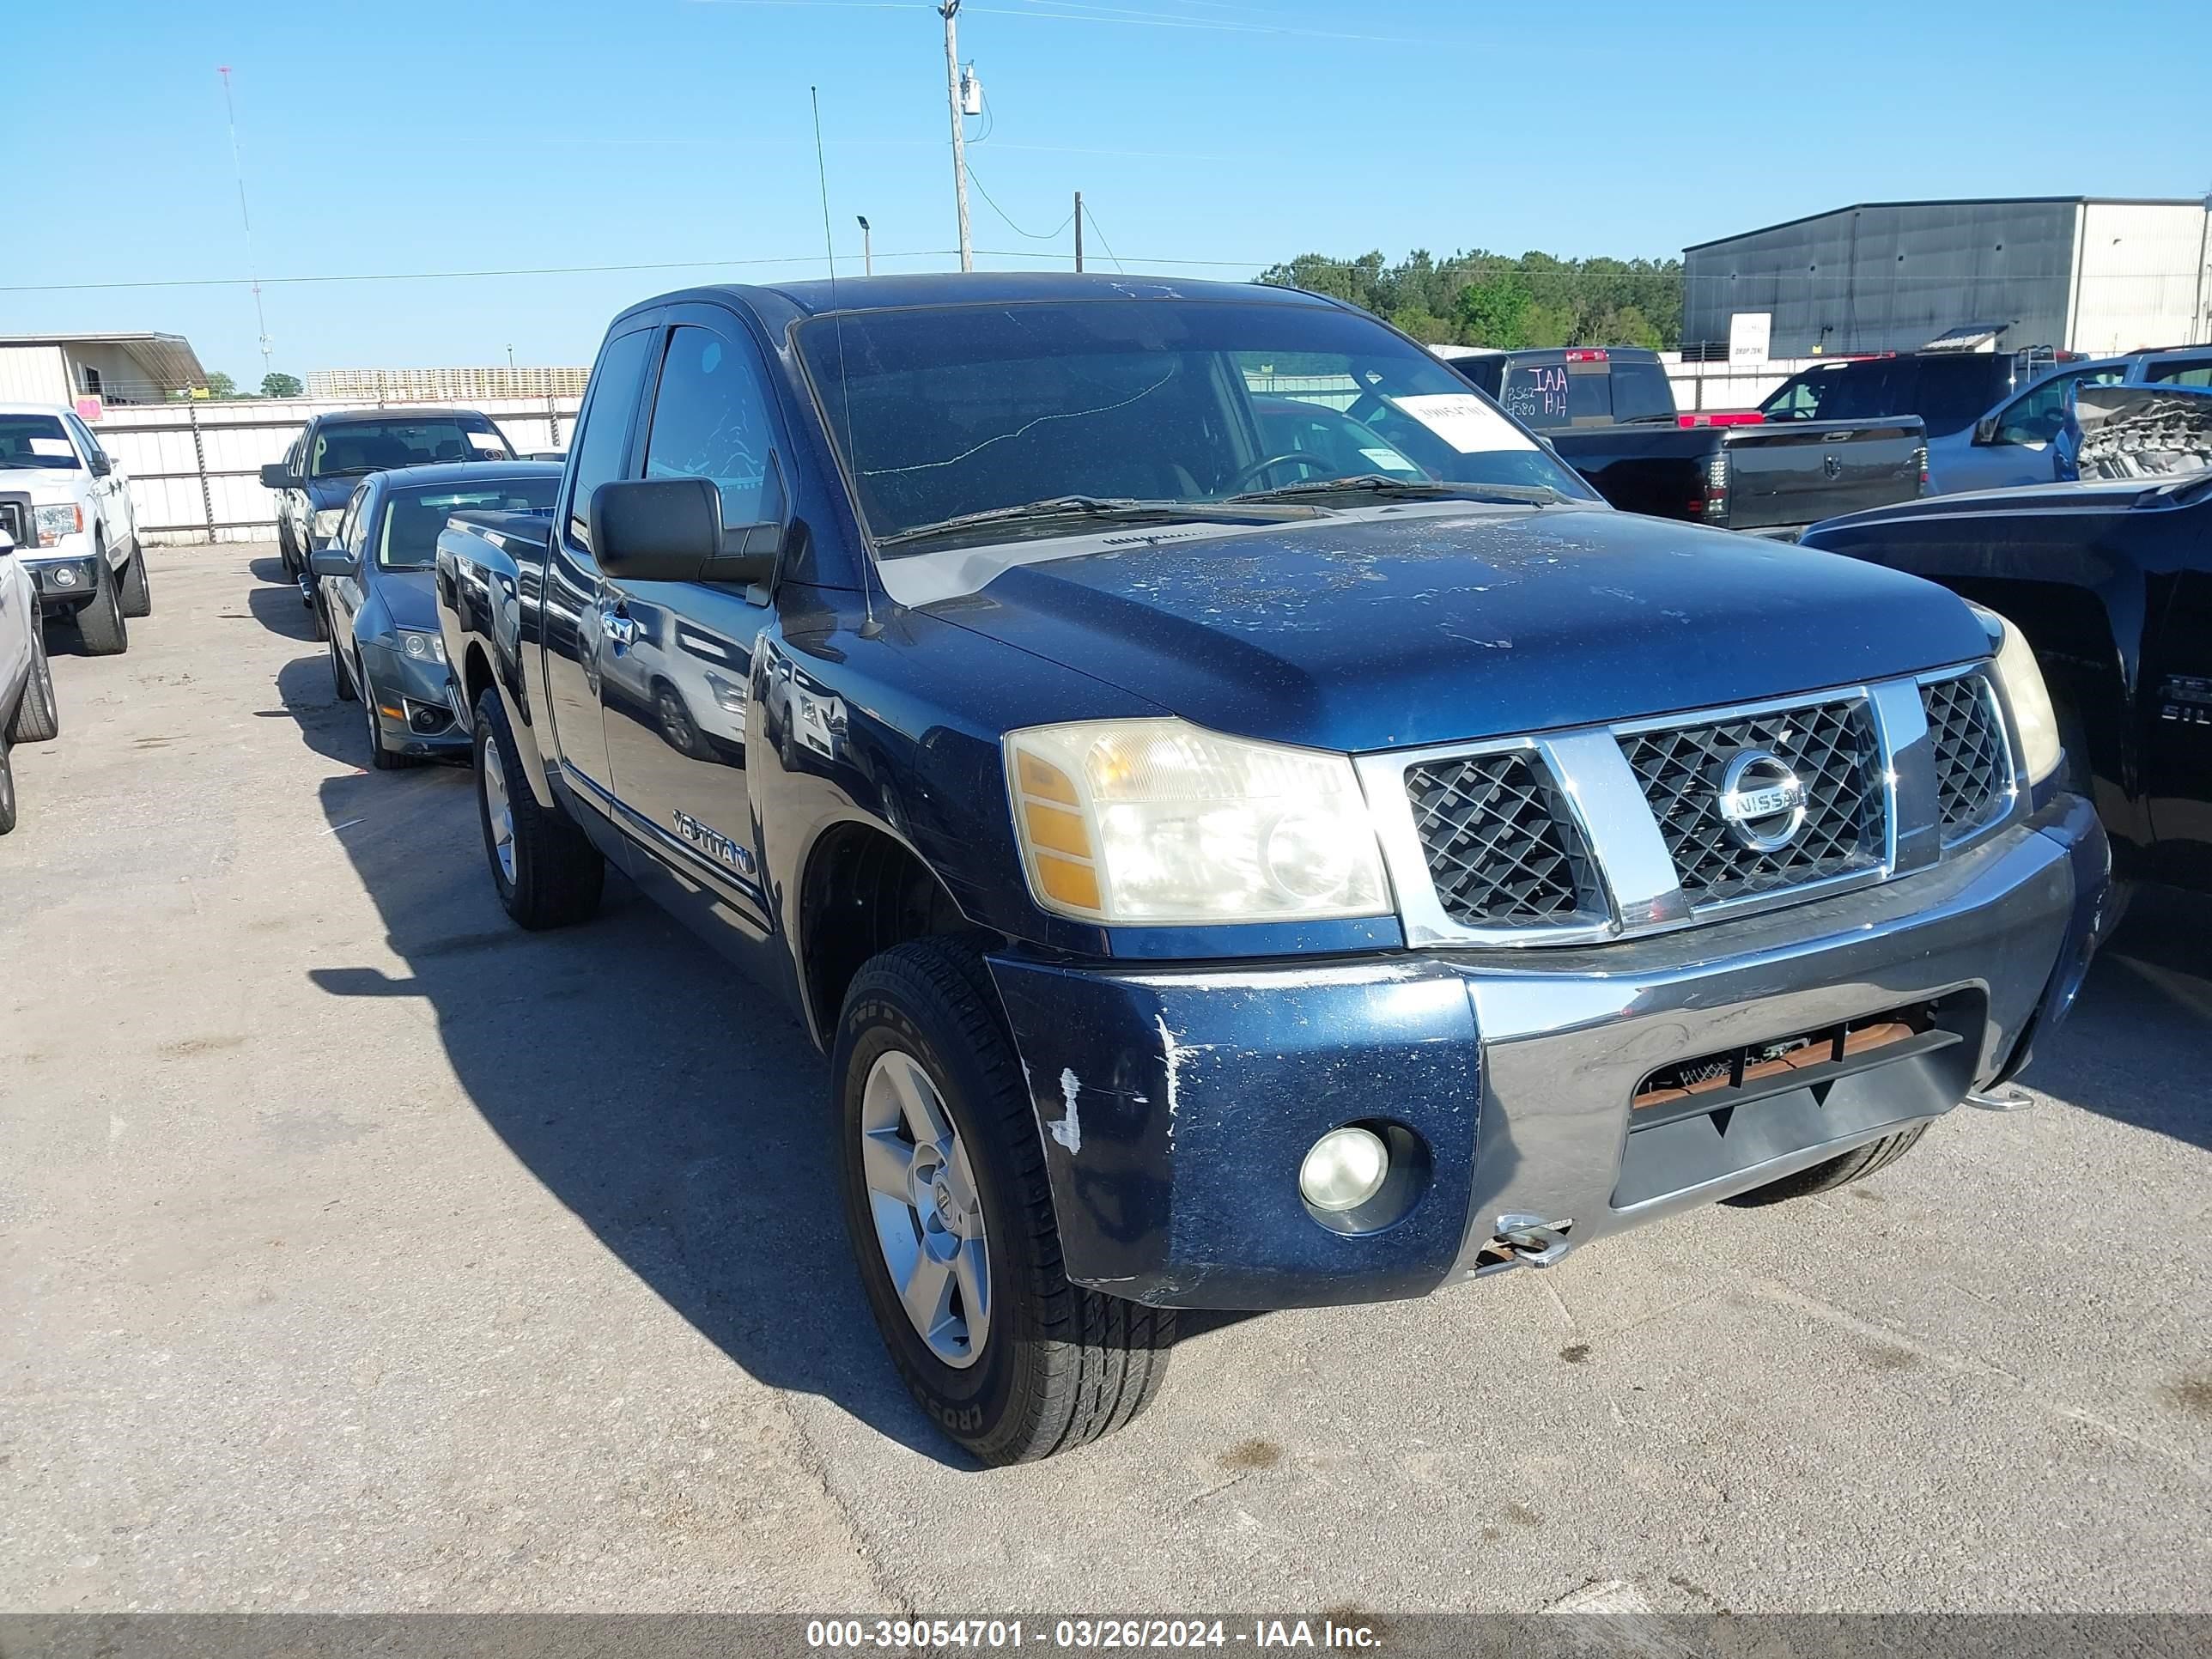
641 325 781 528
2147 358 2212 388
566 329 657 550
342 487 373 556
64 413 107 469
1996 374 2074 446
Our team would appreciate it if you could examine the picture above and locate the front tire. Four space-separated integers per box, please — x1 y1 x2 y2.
329 628 357 701
118 543 153 618
473 685 604 930
7 623 59 744
833 938 1173 1465
356 665 420 771
1725 1122 1931 1206
0 742 15 835
74 540 128 656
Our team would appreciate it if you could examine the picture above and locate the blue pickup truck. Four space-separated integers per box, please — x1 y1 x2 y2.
437 273 2110 1464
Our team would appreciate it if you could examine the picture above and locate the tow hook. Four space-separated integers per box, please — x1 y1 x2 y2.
1493 1213 1573 1267
1963 1088 2033 1112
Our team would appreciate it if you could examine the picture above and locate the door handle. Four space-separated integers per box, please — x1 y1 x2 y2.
603 609 637 648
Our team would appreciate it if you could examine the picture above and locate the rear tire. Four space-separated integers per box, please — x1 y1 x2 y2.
0 742 15 835
73 541 128 656
473 685 605 930
118 544 152 618
832 937 1174 1464
7 624 59 744
1724 1122 1931 1206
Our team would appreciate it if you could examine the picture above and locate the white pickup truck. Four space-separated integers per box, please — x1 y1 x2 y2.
0 402 149 656
0 525 64 834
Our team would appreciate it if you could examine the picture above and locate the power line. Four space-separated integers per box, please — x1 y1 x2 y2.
964 163 1075 241
1071 206 1125 273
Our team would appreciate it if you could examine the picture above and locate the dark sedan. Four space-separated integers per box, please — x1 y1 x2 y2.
260 408 516 583
308 462 560 769
1802 471 2212 891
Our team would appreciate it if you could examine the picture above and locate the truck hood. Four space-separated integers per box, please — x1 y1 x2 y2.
912 502 1989 750
0 467 88 503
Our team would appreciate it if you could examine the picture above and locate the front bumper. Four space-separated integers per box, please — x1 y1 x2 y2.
362 645 470 756
987 798 2108 1310
23 549 100 608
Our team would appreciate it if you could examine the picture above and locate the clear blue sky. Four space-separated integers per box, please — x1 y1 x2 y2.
9 0 2208 380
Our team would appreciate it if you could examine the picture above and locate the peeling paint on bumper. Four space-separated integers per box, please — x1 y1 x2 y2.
987 801 2107 1310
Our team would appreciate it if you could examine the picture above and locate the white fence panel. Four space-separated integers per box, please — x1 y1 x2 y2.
91 395 582 545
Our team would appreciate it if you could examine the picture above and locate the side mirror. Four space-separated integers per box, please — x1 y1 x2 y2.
259 462 297 489
1972 415 2000 446
308 549 356 579
592 477 777 586
88 452 112 477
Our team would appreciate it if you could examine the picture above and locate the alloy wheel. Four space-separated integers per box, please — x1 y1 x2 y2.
859 1048 991 1368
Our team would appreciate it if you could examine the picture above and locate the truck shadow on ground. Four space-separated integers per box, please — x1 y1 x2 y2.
2012 883 2212 1153
300 757 993 1466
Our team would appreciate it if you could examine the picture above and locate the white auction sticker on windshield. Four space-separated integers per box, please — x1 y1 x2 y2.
28 437 75 458
1393 393 1536 454
1359 447 1422 473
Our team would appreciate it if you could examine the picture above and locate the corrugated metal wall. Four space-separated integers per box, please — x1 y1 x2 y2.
87 397 582 545
2071 202 2212 355
1686 201 2085 356
0 344 71 404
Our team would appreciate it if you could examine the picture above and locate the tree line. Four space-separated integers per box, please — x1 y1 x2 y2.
1257 249 1686 350
186 371 304 400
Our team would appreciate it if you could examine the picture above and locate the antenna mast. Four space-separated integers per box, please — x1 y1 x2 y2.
216 67 273 381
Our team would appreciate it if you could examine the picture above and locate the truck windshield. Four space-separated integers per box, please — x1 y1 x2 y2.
796 300 1588 551
377 478 559 568
0 414 82 471
309 419 512 478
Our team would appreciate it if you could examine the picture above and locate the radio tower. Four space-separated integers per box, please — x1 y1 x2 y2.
217 66 273 381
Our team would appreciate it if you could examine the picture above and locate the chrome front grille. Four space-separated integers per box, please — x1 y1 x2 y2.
1619 698 1884 906
1405 750 1597 928
1921 672 2009 843
1366 665 2023 951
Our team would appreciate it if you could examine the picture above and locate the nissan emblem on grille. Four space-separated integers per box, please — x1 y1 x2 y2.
1716 750 1808 852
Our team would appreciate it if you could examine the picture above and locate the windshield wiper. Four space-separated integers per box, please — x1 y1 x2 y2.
875 495 1316 550
1227 474 1564 507
316 466 379 478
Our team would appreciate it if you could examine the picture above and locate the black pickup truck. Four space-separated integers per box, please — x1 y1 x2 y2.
1445 346 1926 536
437 273 2106 1463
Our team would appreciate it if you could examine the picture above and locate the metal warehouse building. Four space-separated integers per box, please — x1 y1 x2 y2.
1683 197 2212 359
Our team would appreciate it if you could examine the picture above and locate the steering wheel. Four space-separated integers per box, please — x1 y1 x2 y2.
1225 452 1338 492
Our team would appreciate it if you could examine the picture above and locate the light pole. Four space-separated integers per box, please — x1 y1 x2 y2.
857 216 873 276
939 0 973 271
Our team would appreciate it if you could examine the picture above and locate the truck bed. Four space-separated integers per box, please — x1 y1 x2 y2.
1547 416 1924 534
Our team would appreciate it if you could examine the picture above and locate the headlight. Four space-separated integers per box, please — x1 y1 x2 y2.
397 628 447 666
313 507 346 539
1005 718 1389 924
1972 605 2061 786
34 502 83 547
704 671 747 714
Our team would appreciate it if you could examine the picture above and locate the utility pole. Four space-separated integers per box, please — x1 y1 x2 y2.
216 67 273 381
857 216 873 276
1073 191 1084 273
939 0 972 271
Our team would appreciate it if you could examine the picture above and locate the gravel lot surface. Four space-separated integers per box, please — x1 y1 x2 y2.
4 546 2208 1614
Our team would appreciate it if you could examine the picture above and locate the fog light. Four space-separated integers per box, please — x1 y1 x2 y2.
53 566 78 587
1299 1126 1389 1213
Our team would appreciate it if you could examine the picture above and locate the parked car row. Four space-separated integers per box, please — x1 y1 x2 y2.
0 401 158 833
395 272 2107 1465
